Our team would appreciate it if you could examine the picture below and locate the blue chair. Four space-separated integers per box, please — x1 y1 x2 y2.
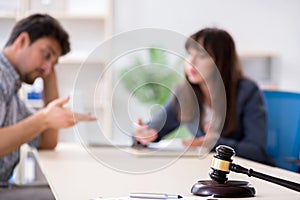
262 90 300 172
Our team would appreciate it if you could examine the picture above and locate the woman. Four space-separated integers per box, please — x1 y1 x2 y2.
134 28 273 165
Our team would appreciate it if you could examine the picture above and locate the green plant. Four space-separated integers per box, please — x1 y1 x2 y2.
120 47 183 105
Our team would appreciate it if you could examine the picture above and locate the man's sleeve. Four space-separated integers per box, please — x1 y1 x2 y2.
21 101 42 149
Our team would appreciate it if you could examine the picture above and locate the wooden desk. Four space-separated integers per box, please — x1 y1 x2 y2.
36 143 300 200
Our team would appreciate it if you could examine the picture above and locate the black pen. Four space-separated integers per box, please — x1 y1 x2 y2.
130 193 183 199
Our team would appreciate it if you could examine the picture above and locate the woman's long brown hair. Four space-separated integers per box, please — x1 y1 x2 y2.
185 28 243 136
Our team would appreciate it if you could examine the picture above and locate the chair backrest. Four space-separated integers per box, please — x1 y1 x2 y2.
262 90 300 172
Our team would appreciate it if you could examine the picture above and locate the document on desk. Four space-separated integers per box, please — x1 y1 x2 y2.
127 138 208 157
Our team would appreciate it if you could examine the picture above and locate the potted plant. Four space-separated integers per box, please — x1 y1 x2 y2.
119 47 183 105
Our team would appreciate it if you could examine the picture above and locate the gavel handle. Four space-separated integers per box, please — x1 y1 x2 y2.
231 163 300 192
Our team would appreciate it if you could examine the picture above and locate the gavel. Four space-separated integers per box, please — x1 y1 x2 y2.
210 145 300 191
191 145 300 197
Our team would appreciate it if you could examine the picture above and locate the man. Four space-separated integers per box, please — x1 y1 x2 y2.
0 14 96 199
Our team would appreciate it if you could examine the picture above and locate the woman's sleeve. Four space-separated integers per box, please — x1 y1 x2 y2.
216 84 273 165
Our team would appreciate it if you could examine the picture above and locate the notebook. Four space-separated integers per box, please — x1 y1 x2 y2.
127 138 208 157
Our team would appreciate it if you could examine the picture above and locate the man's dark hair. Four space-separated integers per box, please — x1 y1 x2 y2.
5 13 70 56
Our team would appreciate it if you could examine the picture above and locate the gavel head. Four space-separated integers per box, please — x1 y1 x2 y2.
209 145 235 183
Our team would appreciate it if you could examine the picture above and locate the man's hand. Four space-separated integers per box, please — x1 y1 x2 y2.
41 96 96 129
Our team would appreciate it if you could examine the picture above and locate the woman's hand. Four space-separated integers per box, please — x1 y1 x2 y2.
182 124 219 148
182 136 205 147
133 118 158 145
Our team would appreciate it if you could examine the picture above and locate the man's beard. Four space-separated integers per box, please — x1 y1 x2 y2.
22 73 36 85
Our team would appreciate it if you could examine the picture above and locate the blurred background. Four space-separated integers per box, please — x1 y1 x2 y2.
0 0 299 145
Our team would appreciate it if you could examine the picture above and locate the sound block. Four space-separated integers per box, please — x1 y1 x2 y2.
191 180 255 198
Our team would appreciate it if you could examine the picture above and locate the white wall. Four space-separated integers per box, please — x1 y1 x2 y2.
113 0 300 92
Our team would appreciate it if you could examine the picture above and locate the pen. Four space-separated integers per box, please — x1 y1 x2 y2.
130 193 183 199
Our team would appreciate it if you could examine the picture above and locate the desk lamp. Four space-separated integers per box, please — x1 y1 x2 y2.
191 145 300 197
